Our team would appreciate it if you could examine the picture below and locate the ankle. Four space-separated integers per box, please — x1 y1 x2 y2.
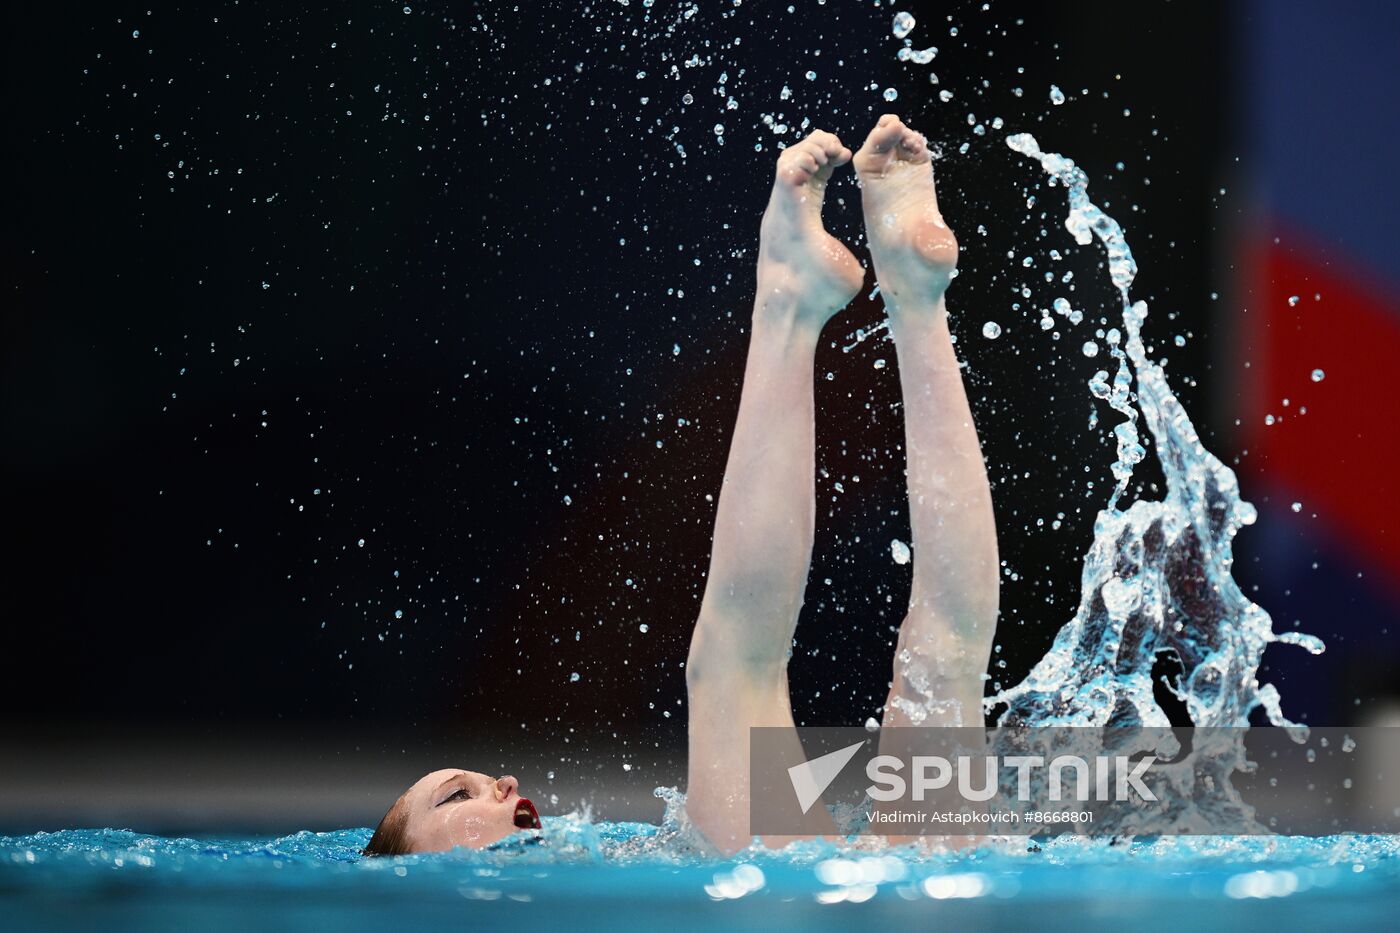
752 272 835 338
885 293 951 334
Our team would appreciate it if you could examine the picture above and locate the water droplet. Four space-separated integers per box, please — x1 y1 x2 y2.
890 539 911 564
570 672 581 683
982 321 1002 339
1290 501 1302 513
1288 295 1300 306
394 609 403 619
892 11 916 39
1310 368 1325 382
713 123 724 136
357 538 365 547
805 70 817 81
1082 341 1099 357
1049 85 1065 105
882 87 898 102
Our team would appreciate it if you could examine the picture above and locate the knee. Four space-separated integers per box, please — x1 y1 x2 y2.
686 616 790 691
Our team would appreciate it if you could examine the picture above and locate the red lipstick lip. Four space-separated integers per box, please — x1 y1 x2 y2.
513 796 542 830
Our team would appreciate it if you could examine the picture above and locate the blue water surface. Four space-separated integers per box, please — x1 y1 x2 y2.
4 814 1398 932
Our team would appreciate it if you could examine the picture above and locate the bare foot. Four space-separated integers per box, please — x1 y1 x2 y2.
854 114 958 315
756 130 864 331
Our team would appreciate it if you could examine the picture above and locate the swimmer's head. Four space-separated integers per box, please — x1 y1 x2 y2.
362 768 542 856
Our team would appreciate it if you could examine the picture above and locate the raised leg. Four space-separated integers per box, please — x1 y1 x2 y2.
855 115 1000 733
685 131 863 855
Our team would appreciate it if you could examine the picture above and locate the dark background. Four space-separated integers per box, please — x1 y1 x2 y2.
3 0 1395 831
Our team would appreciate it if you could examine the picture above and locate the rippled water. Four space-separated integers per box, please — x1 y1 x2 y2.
4 821 1399 931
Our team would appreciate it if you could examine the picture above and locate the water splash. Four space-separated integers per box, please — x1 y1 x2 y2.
993 133 1320 731
4 826 1397 910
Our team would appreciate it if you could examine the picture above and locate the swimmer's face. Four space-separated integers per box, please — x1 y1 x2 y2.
367 768 542 855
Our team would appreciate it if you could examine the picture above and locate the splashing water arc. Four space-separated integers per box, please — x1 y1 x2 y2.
993 134 1323 730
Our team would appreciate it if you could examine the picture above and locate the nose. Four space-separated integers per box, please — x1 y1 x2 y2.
494 775 519 802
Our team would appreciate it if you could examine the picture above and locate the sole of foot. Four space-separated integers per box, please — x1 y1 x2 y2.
853 114 958 315
756 130 866 330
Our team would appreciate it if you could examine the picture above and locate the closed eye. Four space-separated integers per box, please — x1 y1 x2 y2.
436 788 471 807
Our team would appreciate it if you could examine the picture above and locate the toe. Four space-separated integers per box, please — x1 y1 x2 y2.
868 115 901 147
777 147 821 187
854 115 908 173
794 132 856 188
807 129 850 164
865 114 907 153
895 128 931 164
